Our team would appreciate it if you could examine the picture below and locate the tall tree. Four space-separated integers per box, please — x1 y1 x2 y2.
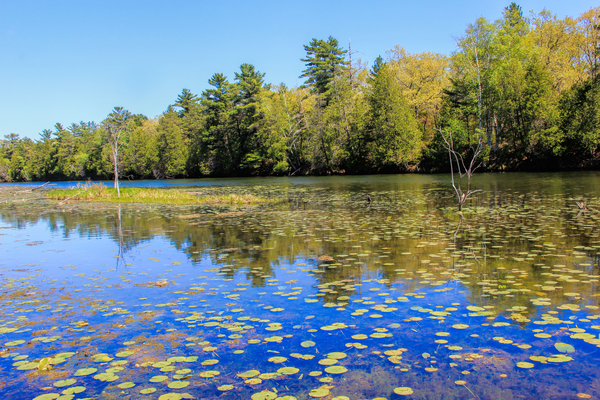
201 73 238 174
386 45 450 131
300 36 348 104
452 17 498 148
366 61 422 168
103 107 132 197
234 63 266 171
576 7 600 79
174 88 200 116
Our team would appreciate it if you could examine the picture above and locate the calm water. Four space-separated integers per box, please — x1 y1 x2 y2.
1 172 600 400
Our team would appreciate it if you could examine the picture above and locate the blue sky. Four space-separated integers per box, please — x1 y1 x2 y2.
1 0 596 139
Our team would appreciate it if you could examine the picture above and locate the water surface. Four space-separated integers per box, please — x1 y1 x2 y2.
1 172 600 400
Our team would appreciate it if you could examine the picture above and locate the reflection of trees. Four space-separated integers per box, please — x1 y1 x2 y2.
1 185 599 322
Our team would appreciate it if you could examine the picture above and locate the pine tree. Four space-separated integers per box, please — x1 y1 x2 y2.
300 36 348 104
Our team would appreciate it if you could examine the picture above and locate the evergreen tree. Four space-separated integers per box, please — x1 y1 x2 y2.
300 36 348 104
366 62 422 168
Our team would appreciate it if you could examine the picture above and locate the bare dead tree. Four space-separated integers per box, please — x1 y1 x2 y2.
103 107 132 198
439 128 483 211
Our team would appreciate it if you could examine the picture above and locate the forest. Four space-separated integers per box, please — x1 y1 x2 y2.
1 3 599 182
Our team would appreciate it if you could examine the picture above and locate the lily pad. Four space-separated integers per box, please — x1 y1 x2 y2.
74 368 98 376
251 390 277 400
324 365 348 374
554 342 575 353
277 367 300 375
394 387 414 395
168 381 190 389
308 388 330 398
53 379 76 388
516 362 535 368
238 370 260 378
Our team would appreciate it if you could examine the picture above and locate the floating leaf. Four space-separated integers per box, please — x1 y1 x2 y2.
168 381 190 389
238 370 260 378
251 391 277 400
554 342 575 353
268 356 287 364
324 365 347 374
32 394 60 400
516 362 534 369
74 368 97 376
277 367 299 375
53 379 76 388
308 388 330 398
62 386 86 395
394 387 414 395
199 370 220 378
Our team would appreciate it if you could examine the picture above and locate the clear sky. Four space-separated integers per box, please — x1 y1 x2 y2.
1 0 597 139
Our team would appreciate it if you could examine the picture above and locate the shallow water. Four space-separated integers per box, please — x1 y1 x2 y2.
1 172 600 400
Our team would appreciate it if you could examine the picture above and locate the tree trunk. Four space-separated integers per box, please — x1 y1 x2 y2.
113 147 120 198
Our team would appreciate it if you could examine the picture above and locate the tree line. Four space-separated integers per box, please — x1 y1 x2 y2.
1 3 599 182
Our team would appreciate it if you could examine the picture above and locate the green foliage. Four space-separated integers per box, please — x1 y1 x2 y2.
366 62 422 168
560 74 600 157
301 36 348 104
46 186 273 205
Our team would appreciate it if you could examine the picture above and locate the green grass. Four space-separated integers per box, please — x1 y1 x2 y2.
46 185 271 205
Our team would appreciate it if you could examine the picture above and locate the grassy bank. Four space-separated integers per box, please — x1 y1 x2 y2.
46 185 271 205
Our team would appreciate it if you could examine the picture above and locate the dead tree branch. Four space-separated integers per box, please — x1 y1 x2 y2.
438 128 483 211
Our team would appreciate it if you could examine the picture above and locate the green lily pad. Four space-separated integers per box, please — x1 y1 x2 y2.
324 365 348 374
168 381 190 389
199 370 220 378
268 356 287 363
516 362 535 368
140 388 157 394
62 386 85 395
238 370 260 378
277 367 299 375
158 394 194 400
251 391 277 400
93 372 119 382
150 375 169 383
327 352 347 359
74 368 97 376
394 387 414 395
118 382 136 389
308 388 330 398
53 379 76 388
554 342 575 353
301 341 316 348
4 340 25 347
32 394 60 400
153 361 171 368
